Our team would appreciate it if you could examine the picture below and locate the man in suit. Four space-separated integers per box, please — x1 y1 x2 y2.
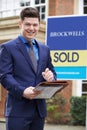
0 7 56 130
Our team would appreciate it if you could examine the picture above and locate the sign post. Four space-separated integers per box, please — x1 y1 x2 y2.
46 15 87 79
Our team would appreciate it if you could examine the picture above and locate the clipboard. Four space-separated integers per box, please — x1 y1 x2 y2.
34 80 68 99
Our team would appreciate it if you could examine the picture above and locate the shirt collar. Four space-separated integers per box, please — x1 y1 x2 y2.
18 34 36 45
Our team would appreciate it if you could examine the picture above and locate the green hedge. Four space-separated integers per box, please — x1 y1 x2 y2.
70 96 86 126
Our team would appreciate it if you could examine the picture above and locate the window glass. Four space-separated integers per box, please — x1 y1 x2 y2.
37 7 40 12
41 0 45 3
41 14 45 19
84 0 87 5
20 0 30 7
35 0 39 4
84 7 87 13
82 80 87 96
84 0 87 14
42 6 45 12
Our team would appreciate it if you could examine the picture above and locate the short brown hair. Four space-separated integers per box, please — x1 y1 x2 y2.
20 7 40 22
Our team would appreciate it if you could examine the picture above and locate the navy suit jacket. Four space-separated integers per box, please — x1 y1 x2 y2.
0 37 56 118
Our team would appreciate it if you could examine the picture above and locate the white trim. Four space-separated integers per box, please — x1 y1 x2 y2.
72 80 82 96
46 14 87 19
45 0 48 20
46 0 49 17
0 0 46 20
30 0 34 5
78 0 84 14
74 0 84 14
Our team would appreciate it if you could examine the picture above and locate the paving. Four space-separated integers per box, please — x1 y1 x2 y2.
44 124 85 130
0 122 85 130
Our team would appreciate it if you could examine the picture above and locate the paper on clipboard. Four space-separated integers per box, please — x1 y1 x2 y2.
34 80 68 99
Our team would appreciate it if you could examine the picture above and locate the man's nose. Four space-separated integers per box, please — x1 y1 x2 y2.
29 25 34 30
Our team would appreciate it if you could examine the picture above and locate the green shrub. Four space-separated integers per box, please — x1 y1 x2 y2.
70 96 86 126
46 93 70 124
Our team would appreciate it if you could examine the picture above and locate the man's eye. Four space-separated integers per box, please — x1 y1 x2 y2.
34 24 38 27
25 24 30 26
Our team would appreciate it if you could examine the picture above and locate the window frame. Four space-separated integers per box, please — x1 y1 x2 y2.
0 0 46 20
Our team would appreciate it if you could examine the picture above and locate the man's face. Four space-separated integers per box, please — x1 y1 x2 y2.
19 17 40 41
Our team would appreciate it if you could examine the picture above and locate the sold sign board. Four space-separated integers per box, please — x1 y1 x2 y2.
46 15 87 79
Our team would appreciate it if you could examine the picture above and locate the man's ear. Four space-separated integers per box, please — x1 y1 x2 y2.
18 20 22 28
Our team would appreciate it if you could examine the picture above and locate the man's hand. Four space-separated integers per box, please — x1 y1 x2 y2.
42 68 54 82
23 87 41 99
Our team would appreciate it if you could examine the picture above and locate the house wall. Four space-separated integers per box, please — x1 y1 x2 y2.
48 0 74 16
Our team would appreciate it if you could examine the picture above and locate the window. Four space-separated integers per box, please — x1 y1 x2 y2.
84 0 87 14
0 0 46 20
82 80 87 96
20 0 30 7
0 0 20 17
34 0 46 20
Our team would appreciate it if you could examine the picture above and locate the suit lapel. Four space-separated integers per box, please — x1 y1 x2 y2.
16 38 36 73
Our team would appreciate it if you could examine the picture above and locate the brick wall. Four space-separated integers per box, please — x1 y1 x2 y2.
60 80 72 113
48 0 73 118
0 87 6 118
49 0 74 16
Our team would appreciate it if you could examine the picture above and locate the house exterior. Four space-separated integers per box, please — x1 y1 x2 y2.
0 0 87 119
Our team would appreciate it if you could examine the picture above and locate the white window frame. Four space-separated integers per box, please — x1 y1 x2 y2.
31 0 47 20
78 0 84 14
0 0 46 20
74 0 84 14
